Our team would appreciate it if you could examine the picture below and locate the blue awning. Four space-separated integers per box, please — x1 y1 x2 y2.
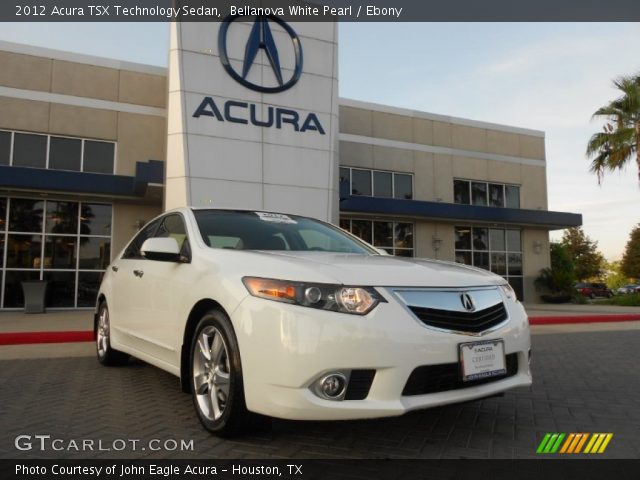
339 195 582 230
0 161 164 198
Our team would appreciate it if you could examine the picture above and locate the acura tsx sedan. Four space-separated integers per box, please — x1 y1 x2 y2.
95 208 532 436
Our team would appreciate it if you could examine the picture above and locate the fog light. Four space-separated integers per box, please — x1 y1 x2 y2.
312 372 348 401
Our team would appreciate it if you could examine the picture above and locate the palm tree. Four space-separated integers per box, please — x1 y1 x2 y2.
586 74 640 184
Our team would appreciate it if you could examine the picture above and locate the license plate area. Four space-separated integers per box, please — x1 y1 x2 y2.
459 339 506 382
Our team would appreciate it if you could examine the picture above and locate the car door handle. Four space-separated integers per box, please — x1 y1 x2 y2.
133 269 144 278
111 265 119 272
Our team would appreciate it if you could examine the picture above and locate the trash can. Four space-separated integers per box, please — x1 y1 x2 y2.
21 280 47 314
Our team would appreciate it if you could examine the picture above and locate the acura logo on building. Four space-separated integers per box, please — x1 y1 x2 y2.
460 293 476 312
218 15 304 93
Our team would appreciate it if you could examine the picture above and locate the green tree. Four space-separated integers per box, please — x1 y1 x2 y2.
561 227 605 281
586 74 640 184
535 242 577 296
603 260 631 290
621 224 640 280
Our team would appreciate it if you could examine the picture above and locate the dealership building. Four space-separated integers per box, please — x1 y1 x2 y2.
0 20 581 310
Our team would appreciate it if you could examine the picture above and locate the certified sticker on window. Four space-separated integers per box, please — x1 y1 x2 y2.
255 212 297 224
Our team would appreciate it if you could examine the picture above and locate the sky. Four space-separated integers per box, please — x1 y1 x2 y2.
0 22 638 260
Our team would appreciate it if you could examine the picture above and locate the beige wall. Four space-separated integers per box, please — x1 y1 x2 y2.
339 105 546 161
0 51 166 107
111 203 163 257
522 229 551 302
0 50 167 178
339 104 547 208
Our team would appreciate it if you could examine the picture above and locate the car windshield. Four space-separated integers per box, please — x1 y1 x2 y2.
193 210 376 254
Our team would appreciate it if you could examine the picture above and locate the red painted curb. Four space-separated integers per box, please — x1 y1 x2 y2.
0 331 94 346
1 314 639 345
529 314 640 325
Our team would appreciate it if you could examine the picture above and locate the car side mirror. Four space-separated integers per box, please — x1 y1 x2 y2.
141 237 183 262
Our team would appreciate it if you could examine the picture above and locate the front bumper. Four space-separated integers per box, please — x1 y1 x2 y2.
231 289 532 420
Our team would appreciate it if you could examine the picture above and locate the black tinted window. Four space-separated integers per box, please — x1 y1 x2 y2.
84 141 114 174
122 219 160 259
454 180 470 204
13 133 46 168
393 174 412 199
49 137 81 171
351 169 372 196
194 210 374 254
0 131 10 165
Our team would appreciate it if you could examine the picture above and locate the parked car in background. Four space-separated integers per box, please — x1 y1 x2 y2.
616 284 640 295
575 282 613 299
95 208 532 436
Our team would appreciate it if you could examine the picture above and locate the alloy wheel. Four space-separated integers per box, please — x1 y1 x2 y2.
193 326 231 421
96 307 109 358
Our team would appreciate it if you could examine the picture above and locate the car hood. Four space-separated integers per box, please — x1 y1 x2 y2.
244 251 504 288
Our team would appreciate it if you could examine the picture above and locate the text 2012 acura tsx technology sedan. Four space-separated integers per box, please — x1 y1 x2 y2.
95 208 532 436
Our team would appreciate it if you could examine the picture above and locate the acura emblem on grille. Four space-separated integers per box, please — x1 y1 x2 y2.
460 293 476 312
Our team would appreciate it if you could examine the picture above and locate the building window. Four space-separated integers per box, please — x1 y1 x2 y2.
453 179 520 209
340 218 414 257
455 226 523 300
0 196 112 309
84 140 115 174
13 133 47 169
49 137 82 171
351 168 372 196
0 131 11 166
340 167 414 200
373 171 392 198
0 129 116 174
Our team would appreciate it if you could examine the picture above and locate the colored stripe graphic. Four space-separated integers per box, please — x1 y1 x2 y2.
538 433 613 454
536 433 552 453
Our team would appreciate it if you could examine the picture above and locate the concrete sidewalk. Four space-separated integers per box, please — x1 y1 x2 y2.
0 310 93 333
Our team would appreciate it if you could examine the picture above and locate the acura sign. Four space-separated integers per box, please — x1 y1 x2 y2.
166 15 339 221
193 16 325 135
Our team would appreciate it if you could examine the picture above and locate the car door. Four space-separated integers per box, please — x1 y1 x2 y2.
109 218 161 351
133 213 194 366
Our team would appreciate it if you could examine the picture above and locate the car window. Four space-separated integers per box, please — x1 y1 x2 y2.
153 213 191 259
122 218 160 260
154 214 187 249
299 228 350 251
193 210 375 254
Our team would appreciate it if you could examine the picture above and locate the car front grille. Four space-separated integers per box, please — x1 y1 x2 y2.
402 353 519 396
408 302 508 334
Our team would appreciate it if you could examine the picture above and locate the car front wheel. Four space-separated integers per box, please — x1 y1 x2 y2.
190 310 267 437
96 302 129 366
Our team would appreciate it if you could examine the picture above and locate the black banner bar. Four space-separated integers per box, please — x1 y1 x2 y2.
2 0 640 22
2 460 640 480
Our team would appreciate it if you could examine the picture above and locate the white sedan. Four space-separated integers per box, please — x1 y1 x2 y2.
95 208 532 436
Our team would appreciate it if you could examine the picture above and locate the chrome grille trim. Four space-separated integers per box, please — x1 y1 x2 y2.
391 287 510 336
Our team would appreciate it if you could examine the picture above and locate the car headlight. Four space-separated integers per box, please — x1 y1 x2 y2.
242 277 385 315
499 283 517 301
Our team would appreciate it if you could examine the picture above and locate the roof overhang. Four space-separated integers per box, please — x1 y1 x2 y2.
339 195 582 230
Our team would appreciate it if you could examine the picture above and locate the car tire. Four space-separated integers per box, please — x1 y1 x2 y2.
96 302 130 366
189 309 269 437
589 293 595 299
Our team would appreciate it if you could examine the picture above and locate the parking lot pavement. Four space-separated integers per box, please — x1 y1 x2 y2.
1 329 639 460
